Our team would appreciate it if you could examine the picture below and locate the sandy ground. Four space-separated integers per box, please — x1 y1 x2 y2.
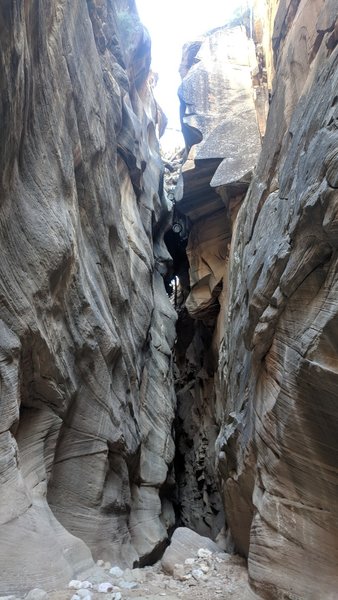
47 553 248 600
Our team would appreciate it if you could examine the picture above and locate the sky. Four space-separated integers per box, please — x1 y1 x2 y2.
136 0 248 150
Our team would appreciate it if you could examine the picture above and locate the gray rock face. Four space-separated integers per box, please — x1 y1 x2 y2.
217 0 338 598
173 1 338 598
161 527 220 574
0 0 176 593
172 23 262 543
178 25 261 221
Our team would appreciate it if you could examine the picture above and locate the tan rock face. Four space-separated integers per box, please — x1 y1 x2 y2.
177 23 261 318
217 0 338 598
173 1 338 598
172 23 262 544
0 0 176 593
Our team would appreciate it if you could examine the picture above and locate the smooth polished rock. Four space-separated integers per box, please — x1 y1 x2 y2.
0 0 176 593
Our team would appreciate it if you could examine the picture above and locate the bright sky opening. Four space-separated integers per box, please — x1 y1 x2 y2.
136 0 249 151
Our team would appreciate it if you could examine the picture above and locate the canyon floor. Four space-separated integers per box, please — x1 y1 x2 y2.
45 552 248 600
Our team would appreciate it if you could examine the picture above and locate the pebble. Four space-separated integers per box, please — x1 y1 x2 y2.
184 558 195 566
199 562 210 573
109 566 124 578
68 581 93 591
96 583 113 593
69 582 82 590
113 594 122 600
79 583 92 590
96 560 105 567
70 595 80 600
197 548 212 559
191 569 205 580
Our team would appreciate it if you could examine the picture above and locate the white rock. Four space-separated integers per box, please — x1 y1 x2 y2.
79 583 92 590
197 548 212 559
25 590 48 600
199 562 210 573
70 595 80 600
113 594 122 600
192 568 205 580
184 558 195 566
69 582 82 590
96 560 105 567
109 566 124 578
97 583 113 593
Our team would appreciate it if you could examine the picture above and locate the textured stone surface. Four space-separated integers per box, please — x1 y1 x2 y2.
161 527 220 575
177 22 261 323
217 0 338 598
171 1 338 598
174 313 225 540
172 23 262 544
177 24 261 221
0 0 176 593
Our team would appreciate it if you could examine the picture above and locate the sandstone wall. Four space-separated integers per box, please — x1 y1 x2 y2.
173 24 262 543
217 1 338 598
175 1 338 598
0 0 176 593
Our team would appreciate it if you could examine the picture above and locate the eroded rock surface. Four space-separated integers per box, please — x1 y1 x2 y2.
172 23 262 543
216 1 338 598
0 0 176 593
174 1 338 599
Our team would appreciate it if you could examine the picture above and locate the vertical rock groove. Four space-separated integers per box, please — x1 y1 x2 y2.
172 1 338 599
0 0 176 592
0 0 337 598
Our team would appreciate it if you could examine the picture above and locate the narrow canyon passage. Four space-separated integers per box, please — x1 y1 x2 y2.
0 1 337 600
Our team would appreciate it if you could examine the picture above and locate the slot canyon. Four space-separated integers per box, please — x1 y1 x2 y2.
0 1 337 599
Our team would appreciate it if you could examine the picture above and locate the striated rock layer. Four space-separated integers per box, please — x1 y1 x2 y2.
172 23 262 543
175 1 338 599
216 1 338 598
0 0 176 593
